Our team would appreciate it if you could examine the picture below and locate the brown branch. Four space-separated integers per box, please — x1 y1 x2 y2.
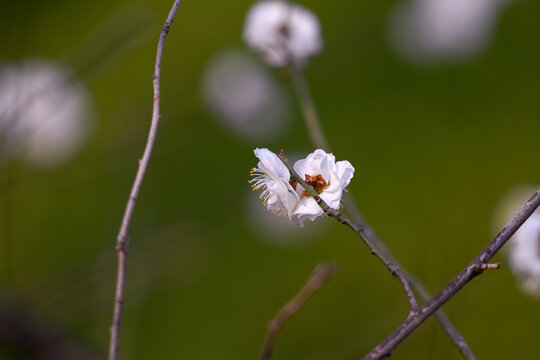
289 63 474 358
363 188 540 359
343 197 476 359
389 264 418 311
407 275 475 359
107 1 183 360
259 263 337 360
278 151 419 313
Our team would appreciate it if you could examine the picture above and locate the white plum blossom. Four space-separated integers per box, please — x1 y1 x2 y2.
290 149 354 227
243 0 323 67
250 148 354 228
250 148 300 217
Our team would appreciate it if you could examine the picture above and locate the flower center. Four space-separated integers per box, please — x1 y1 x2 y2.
305 174 328 194
289 174 328 197
278 23 290 39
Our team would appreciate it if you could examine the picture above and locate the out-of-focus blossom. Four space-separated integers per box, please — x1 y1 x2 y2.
0 60 92 168
508 211 540 296
201 50 290 140
290 149 354 227
250 148 354 228
243 0 323 67
388 0 509 63
494 185 540 297
249 148 300 217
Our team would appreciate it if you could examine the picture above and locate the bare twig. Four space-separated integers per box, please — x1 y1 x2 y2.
289 65 475 359
343 197 475 359
364 188 540 359
406 275 475 359
479 263 500 270
389 264 418 311
259 263 337 360
108 1 182 360
278 151 418 312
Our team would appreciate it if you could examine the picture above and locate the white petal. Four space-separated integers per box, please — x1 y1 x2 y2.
291 197 324 227
252 147 300 218
254 148 290 180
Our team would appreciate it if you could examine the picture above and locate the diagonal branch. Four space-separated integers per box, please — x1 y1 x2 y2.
364 188 540 359
259 263 337 360
343 197 476 359
288 64 475 359
278 151 418 313
108 1 183 360
405 274 475 359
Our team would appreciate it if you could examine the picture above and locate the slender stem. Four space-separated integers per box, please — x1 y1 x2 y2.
107 1 182 360
288 66 330 151
289 64 475 358
259 263 337 360
364 188 540 359
406 274 475 359
343 195 476 359
278 152 418 311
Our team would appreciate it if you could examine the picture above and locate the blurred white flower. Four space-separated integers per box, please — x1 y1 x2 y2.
201 50 290 140
249 148 300 217
508 211 540 296
0 59 92 168
494 185 540 297
388 0 509 63
290 149 354 227
243 0 323 67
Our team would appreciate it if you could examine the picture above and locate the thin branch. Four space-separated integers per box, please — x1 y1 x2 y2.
479 263 500 270
289 65 475 359
389 264 418 311
108 1 182 360
407 275 475 359
364 188 540 359
259 263 337 360
343 196 476 359
278 151 418 312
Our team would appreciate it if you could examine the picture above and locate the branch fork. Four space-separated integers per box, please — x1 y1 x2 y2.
363 189 540 359
278 150 540 359
478 263 500 271
278 151 418 312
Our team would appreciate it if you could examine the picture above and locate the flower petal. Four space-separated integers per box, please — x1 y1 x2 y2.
291 197 324 227
254 148 290 180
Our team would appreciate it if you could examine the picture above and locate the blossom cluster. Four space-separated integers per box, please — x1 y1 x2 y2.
250 148 354 227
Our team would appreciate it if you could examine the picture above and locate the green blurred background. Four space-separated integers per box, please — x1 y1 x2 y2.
1 0 540 358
